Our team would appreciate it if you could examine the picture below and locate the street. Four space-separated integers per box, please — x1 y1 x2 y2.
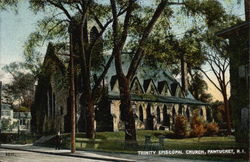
0 144 205 162
0 148 109 162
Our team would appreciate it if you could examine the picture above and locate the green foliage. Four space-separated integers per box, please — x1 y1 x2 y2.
190 111 206 137
16 106 30 112
174 115 188 138
189 71 212 103
0 0 19 12
1 118 18 132
182 0 226 27
1 66 35 106
205 122 219 136
211 101 224 124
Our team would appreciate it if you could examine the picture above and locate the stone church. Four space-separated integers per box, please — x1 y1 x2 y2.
31 42 212 135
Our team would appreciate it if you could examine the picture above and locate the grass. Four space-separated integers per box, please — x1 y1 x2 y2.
70 131 249 161
9 130 249 161
0 133 40 144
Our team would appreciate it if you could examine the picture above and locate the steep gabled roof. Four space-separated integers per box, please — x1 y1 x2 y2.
217 21 250 38
130 77 144 93
42 42 66 76
143 79 158 94
158 80 171 95
143 79 151 92
171 82 178 96
110 75 118 90
108 94 208 106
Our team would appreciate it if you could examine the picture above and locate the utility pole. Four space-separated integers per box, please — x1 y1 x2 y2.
0 81 2 134
69 23 76 153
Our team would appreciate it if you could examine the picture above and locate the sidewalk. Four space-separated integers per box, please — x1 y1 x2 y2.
0 144 201 162
0 144 134 162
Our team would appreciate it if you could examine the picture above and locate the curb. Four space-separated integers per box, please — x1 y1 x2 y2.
0 146 135 162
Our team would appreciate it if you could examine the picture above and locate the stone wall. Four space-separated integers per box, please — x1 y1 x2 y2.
107 99 207 132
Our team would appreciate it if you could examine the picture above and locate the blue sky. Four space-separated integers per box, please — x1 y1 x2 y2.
0 1 46 82
0 0 245 100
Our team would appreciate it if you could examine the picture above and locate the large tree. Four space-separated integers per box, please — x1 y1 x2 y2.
109 0 241 143
2 62 35 108
198 35 231 134
6 0 124 139
109 0 186 144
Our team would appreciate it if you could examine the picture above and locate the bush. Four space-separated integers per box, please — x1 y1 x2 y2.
173 115 188 138
190 112 206 138
205 122 219 136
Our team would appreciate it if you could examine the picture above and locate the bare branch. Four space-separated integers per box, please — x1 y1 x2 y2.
47 0 72 20
198 68 222 93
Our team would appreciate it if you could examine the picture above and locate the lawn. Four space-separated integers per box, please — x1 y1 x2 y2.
59 130 248 161
9 130 249 161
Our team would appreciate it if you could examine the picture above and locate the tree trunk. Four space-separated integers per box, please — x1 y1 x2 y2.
181 52 188 95
86 93 95 139
118 76 137 145
223 91 232 135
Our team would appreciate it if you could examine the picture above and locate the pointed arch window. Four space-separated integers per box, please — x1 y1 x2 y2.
186 108 190 121
157 107 161 122
200 109 203 116
139 106 143 122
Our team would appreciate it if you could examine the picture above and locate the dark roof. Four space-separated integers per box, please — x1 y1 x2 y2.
43 42 66 75
158 81 170 94
110 75 118 90
130 77 144 93
108 94 208 106
143 79 158 93
171 82 179 96
216 21 250 38
143 79 151 92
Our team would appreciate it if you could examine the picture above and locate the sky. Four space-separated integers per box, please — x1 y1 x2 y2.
0 0 245 101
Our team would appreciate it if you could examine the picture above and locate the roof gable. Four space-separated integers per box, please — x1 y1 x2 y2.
143 79 158 95
110 75 119 93
158 81 171 96
175 85 185 98
130 77 144 94
42 42 66 77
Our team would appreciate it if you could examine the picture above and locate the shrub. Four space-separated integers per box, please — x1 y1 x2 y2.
205 122 219 136
190 112 206 138
173 115 188 138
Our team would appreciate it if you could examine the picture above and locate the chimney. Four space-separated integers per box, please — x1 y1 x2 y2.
245 0 250 21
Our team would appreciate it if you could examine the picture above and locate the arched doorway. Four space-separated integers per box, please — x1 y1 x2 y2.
186 108 190 121
172 106 176 124
157 107 161 123
139 105 143 122
178 104 183 115
163 105 170 130
200 109 203 117
146 104 153 130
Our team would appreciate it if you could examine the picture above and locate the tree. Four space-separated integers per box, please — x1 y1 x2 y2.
15 0 129 140
190 111 206 140
109 0 186 144
180 3 241 135
211 100 224 125
1 118 18 132
198 48 231 135
149 0 241 135
2 62 35 108
174 115 188 138
188 71 213 103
